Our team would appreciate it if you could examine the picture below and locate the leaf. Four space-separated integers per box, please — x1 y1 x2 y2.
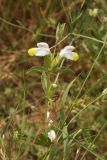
75 139 105 160
56 23 66 42
56 67 72 74
49 144 57 160
44 54 54 69
60 76 79 109
35 133 50 147
63 125 68 160
27 66 46 73
58 75 79 140
58 76 80 159
39 151 49 160
58 77 77 160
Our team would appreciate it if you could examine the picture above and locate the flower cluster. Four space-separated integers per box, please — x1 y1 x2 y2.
28 42 79 61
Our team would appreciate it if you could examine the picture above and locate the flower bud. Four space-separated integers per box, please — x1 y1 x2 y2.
52 83 57 88
48 130 56 142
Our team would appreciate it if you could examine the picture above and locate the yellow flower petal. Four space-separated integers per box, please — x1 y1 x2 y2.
73 52 79 61
28 48 35 56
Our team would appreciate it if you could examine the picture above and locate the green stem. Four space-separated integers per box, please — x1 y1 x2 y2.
45 72 51 129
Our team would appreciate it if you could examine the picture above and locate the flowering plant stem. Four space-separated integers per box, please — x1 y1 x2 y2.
28 42 79 143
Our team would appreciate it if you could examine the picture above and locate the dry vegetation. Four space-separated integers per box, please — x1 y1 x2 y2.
0 0 107 160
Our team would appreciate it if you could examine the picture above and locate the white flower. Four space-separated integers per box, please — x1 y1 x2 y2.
48 130 56 142
28 42 50 56
60 45 79 61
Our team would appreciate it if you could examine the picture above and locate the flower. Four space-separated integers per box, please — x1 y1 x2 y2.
60 45 79 61
52 83 57 88
88 8 98 17
28 42 50 56
48 130 56 142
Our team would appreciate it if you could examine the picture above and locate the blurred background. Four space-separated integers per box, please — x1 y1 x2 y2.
0 0 107 159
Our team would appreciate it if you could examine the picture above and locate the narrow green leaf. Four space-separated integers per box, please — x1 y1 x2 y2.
56 67 72 74
44 54 54 69
27 66 46 73
60 76 78 109
49 144 57 160
35 133 50 147
75 139 105 160
58 76 79 160
63 125 68 160
56 23 66 42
